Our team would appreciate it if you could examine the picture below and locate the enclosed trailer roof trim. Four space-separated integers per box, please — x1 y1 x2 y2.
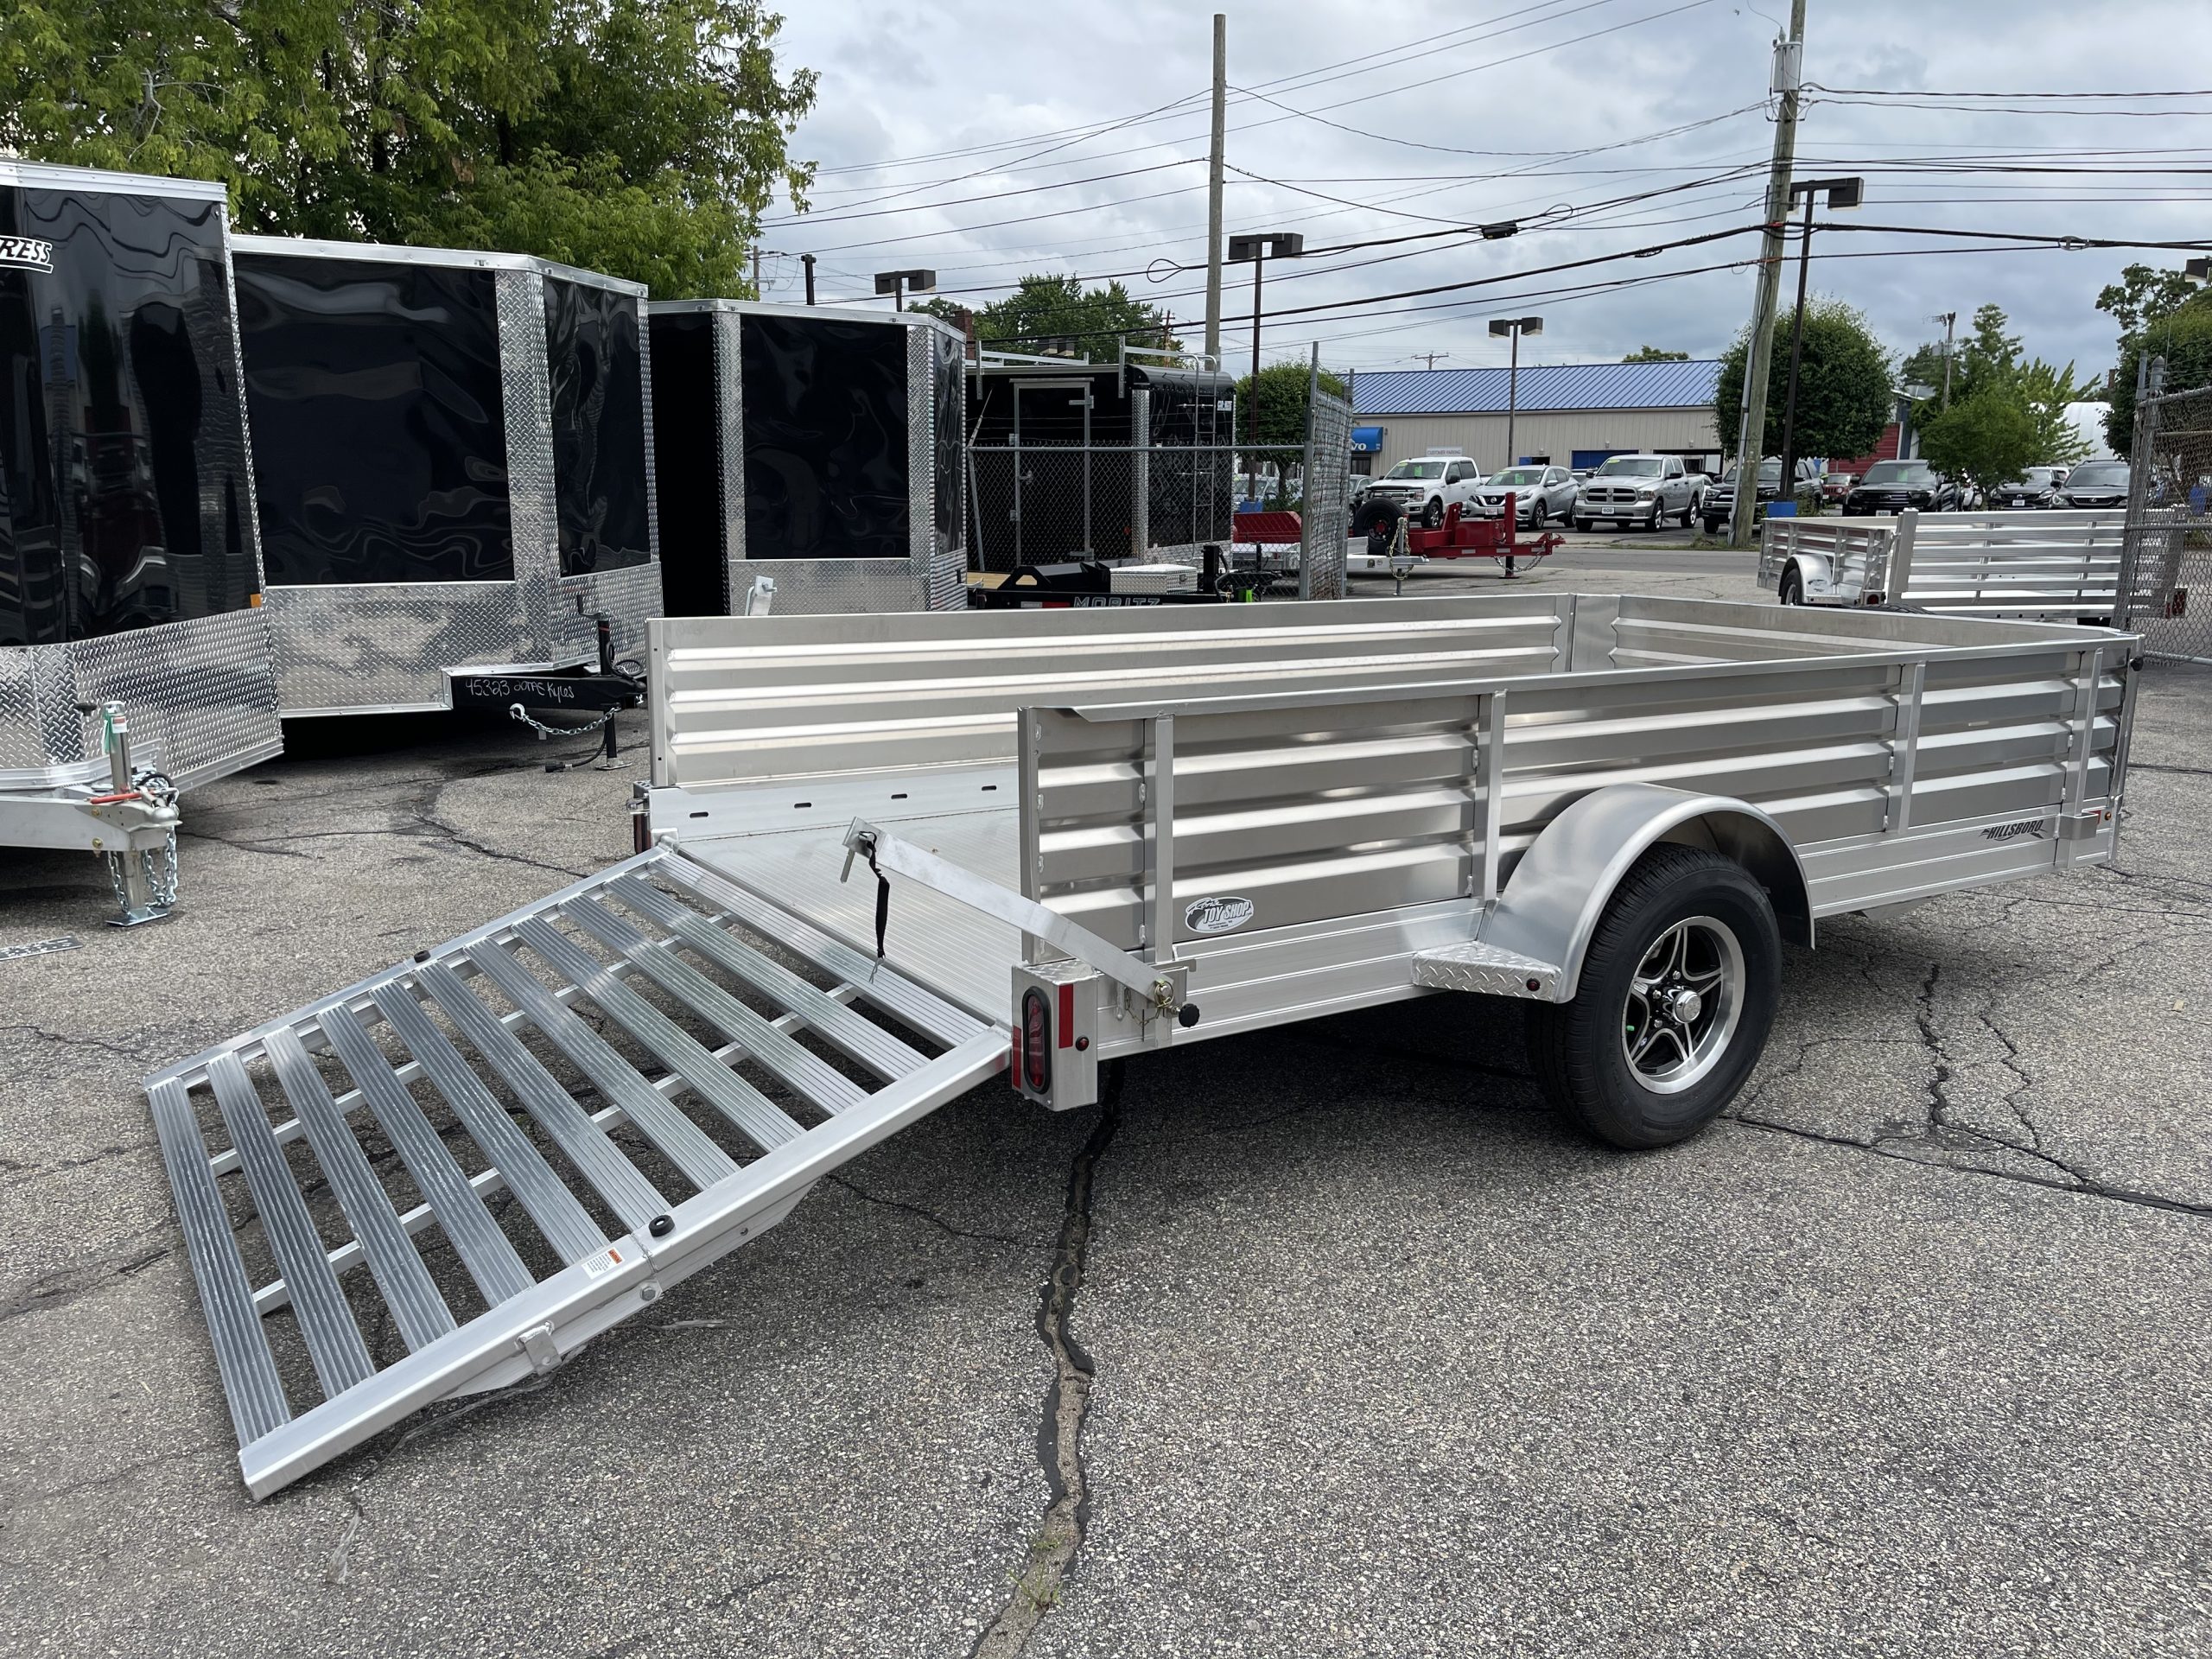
230 234 647 296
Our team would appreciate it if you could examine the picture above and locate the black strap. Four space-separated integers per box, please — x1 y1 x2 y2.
862 835 890 959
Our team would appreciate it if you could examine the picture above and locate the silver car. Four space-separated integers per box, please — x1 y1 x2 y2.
1472 465 1578 527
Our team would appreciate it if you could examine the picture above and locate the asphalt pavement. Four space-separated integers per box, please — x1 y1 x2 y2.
3 569 2207 1657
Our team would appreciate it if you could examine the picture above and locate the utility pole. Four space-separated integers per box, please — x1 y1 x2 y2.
1728 0 1807 550
1936 310 1956 406
751 247 762 296
1203 13 1227 363
801 253 817 305
1413 352 1451 371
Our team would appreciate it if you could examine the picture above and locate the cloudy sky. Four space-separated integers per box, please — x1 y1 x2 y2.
758 0 2212 388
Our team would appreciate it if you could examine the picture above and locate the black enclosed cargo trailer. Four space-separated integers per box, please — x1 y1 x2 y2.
646 300 967 615
233 238 661 715
0 162 280 914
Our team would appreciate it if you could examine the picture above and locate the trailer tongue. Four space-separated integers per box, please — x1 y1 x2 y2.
147 596 2135 1496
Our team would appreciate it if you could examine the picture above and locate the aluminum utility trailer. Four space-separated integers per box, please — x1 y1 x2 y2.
148 596 2136 1496
645 300 966 616
1762 508 2126 621
233 237 662 716
0 162 280 922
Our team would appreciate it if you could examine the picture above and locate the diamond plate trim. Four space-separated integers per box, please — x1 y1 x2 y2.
1410 939 1561 1000
906 322 933 582
497 269 560 660
712 306 746 610
555 560 663 668
0 609 281 791
268 584 528 714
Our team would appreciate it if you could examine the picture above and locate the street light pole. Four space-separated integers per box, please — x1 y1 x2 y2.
1227 232 1306 505
1777 176 1861 505
1489 316 1543 471
873 267 936 315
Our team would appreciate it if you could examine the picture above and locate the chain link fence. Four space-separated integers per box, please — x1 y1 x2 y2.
968 442 1236 573
2120 385 2212 664
1299 378 1355 601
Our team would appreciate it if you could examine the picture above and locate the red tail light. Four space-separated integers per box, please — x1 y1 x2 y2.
1022 988 1051 1093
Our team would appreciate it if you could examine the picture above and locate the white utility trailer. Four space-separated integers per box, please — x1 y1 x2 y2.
147 595 2137 1496
1762 508 2126 621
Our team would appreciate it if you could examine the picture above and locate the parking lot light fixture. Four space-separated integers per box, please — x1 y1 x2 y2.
1228 232 1306 498
873 268 936 313
1489 316 1542 470
1778 178 1863 494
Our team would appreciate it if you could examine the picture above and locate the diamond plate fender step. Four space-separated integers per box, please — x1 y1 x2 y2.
145 845 1004 1498
1409 938 1563 999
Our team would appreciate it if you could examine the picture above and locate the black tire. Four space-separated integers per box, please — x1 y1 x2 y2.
1678 499 1694 528
1777 566 1805 606
1524 844 1781 1149
1645 501 1666 533
1701 518 1722 537
1574 517 1593 533
1422 497 1444 529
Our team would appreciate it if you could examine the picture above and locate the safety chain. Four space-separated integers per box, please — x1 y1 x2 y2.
103 766 181 915
508 702 620 740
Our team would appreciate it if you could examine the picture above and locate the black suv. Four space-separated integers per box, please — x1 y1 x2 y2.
2053 460 2129 509
1843 460 1960 516
1700 457 1815 535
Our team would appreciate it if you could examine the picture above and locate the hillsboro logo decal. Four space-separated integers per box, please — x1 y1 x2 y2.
0 236 54 272
1184 895 1255 936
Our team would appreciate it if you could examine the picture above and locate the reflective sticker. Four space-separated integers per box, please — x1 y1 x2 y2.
1185 895 1255 935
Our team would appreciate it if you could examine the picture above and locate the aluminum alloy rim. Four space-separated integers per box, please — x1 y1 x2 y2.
1619 914 1745 1095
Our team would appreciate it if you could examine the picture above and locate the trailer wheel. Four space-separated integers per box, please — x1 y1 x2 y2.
1525 844 1780 1149
1777 566 1805 606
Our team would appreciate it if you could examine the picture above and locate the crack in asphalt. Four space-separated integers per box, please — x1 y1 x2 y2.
971 1067 1123 1659
408 774 594 880
823 1173 1037 1248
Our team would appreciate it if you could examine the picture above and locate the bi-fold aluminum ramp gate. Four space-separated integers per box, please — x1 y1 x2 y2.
148 847 1000 1497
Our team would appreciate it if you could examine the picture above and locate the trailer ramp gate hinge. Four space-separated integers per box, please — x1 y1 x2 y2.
518 1324 563 1376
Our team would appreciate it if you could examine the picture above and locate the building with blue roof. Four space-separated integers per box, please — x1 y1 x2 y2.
1349 359 1725 476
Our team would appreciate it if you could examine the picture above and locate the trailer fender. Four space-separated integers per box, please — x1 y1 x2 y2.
1484 784 1813 1001
1789 550 1834 601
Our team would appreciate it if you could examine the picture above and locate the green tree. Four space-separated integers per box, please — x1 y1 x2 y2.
915 275 1176 355
1918 390 2043 504
0 0 816 297
1621 345 1690 362
2106 291 2212 454
2096 263 2197 341
1953 302 2023 398
1714 297 1892 464
1234 361 1351 503
2015 359 2093 467
1900 340 1953 396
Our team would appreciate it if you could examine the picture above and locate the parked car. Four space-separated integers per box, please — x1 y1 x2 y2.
1987 467 2066 509
1819 471 1856 503
2054 459 2129 509
1698 457 1815 535
1473 465 1578 526
1573 454 1698 532
1842 460 1961 516
1365 454 1485 527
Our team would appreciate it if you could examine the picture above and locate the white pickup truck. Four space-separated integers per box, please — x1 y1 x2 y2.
1573 453 1699 532
1363 454 1485 527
